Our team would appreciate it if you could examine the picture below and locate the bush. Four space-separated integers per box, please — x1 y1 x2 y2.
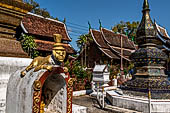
19 34 39 58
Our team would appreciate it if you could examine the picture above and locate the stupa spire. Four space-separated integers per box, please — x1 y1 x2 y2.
143 0 149 11
121 0 170 100
136 0 159 47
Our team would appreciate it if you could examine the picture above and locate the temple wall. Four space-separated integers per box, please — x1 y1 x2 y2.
0 57 32 113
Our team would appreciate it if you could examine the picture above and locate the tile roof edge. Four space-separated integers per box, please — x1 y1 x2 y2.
101 27 113 45
21 21 28 33
107 44 130 61
101 27 135 50
98 47 113 59
155 21 170 39
26 12 72 41
90 29 102 48
68 44 77 53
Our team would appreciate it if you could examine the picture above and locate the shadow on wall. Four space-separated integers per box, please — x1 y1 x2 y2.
42 73 66 106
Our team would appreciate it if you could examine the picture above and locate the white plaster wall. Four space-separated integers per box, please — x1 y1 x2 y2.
6 68 45 113
0 57 32 113
72 104 87 113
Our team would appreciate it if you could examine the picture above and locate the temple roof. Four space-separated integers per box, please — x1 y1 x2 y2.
154 22 170 51
101 28 135 49
91 29 119 59
99 48 119 59
155 22 170 40
20 13 76 54
90 28 136 61
91 29 109 49
21 13 71 41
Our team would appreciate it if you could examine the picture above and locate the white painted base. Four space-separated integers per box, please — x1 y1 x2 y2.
72 104 87 113
106 91 170 112
73 90 93 97
0 57 32 113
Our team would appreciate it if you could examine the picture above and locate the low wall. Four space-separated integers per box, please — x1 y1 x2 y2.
106 91 170 112
0 57 32 113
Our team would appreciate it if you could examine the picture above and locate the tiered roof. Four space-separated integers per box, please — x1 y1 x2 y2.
155 22 170 51
155 22 170 39
22 13 71 41
21 13 75 54
90 28 136 61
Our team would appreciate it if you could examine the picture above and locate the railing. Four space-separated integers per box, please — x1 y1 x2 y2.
96 83 105 109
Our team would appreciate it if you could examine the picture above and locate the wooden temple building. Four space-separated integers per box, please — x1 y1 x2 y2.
78 28 137 69
78 23 170 71
18 12 76 57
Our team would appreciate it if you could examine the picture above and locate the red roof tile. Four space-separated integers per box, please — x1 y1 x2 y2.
110 47 132 56
22 13 71 41
101 28 135 50
35 40 75 54
99 48 119 59
155 22 170 40
91 29 109 49
90 28 137 61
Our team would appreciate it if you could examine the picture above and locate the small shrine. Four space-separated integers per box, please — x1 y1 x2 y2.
92 65 110 90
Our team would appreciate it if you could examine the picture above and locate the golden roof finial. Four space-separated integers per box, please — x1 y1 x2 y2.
53 34 65 50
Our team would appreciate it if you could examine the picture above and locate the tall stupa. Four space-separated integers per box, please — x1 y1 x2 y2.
120 0 170 99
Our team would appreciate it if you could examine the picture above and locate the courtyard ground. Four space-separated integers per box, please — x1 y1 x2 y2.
72 95 142 113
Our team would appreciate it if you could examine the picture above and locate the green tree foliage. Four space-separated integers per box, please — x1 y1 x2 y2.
65 60 87 79
19 34 39 58
76 33 93 52
112 21 139 42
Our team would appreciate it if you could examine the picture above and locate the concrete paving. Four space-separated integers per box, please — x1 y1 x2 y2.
72 95 142 113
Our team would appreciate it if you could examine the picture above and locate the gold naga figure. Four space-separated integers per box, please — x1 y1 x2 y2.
21 34 67 77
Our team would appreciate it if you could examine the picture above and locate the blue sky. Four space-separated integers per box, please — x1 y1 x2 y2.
34 0 170 51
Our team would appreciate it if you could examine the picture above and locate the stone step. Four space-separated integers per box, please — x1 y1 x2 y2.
105 105 142 113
